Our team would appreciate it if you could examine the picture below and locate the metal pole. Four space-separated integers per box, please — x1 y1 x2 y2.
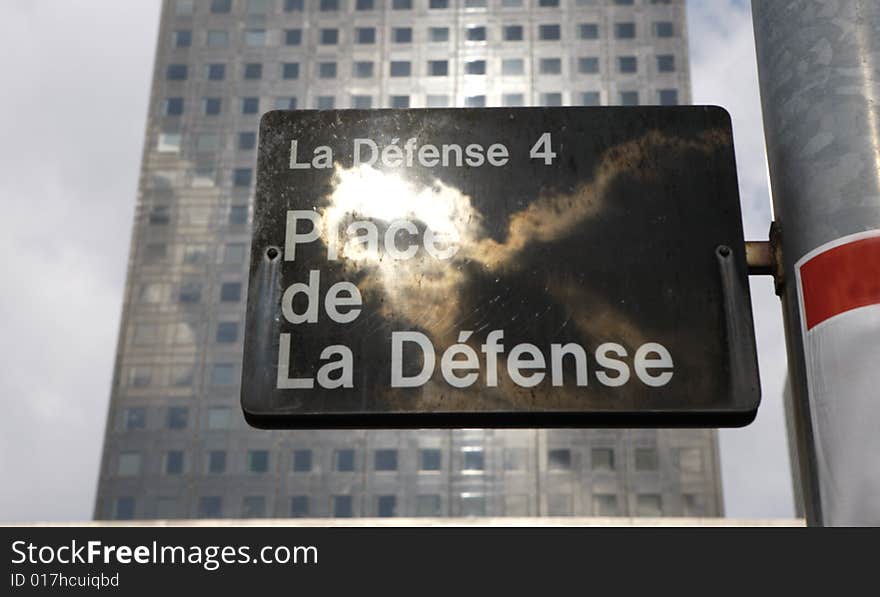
752 0 880 525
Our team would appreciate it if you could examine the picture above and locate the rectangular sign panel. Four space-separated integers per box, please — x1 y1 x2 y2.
243 107 760 428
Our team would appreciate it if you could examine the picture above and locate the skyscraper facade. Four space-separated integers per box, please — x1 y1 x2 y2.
95 0 722 520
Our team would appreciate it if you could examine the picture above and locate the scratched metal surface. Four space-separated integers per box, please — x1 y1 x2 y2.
242 107 759 428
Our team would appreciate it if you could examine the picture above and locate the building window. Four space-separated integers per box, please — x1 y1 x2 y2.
615 22 636 39
242 496 267 518
683 494 705 517
292 449 312 472
465 95 486 107
195 133 219 152
390 61 411 77
538 24 561 40
374 449 398 471
548 448 571 470
247 0 270 14
207 407 232 430
657 54 675 72
124 408 146 431
503 447 525 471
243 63 262 80
539 58 561 74
210 0 231 13
114 497 135 520
591 447 615 471
285 0 304 10
166 64 188 80
416 495 442 516
618 56 637 74
290 496 309 517
578 23 598 39
635 448 659 471
316 96 335 109
334 449 355 471
167 407 188 429
355 27 375 44
430 0 449 8
502 58 524 75
204 97 222 115
392 0 412 9
580 91 601 106
333 495 353 517
233 168 252 187
318 62 337 79
466 26 487 42
220 282 241 303
658 89 679 105
216 321 239 343
503 25 523 41
198 496 222 518
352 95 372 109
206 64 225 81
392 27 412 43
538 0 559 6
428 60 448 76
156 498 177 519
238 132 256 151
654 21 674 38
419 448 441 471
390 95 410 108
206 31 228 47
157 132 181 153
229 205 248 226
592 494 618 516
465 0 487 6
377 496 397 517
356 0 374 9
429 27 449 42
276 97 297 110
165 451 184 475
243 29 266 47
353 61 374 79
578 57 599 74
460 494 486 517
248 450 269 473
285 29 302 45
280 62 299 80
462 448 484 471
241 98 259 115
178 281 202 304
503 93 525 107
320 28 339 45
465 60 486 75
209 363 236 386
619 90 639 106
426 94 449 107
637 494 663 517
173 30 192 48
175 0 194 15
675 448 703 473
117 452 142 476
208 451 226 474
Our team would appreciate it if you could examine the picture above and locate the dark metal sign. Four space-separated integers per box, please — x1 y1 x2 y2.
242 107 760 428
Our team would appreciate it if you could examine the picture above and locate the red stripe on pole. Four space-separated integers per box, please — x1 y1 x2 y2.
801 236 880 330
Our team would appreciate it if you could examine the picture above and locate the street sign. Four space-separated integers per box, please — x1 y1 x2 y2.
242 107 760 428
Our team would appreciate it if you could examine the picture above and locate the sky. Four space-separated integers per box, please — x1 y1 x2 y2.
0 0 795 522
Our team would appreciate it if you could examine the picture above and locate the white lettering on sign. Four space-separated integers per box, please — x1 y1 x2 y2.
289 135 562 170
275 213 674 392
388 331 674 390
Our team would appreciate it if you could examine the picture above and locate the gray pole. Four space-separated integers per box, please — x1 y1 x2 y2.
752 0 880 525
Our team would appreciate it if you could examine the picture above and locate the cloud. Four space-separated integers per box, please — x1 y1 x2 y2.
0 0 160 521
688 0 795 518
